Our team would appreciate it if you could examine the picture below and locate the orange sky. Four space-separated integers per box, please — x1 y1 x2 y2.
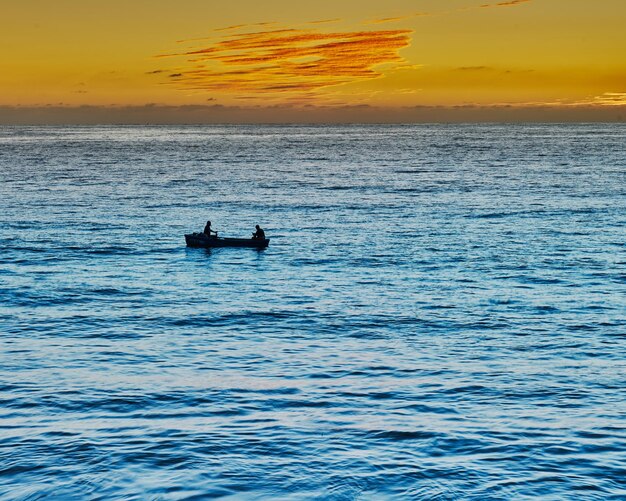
1 0 624 122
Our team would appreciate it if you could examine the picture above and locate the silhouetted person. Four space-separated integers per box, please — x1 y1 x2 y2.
252 225 265 240
203 220 217 238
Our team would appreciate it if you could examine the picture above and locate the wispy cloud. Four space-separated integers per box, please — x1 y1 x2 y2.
577 92 626 107
156 26 412 100
214 22 276 32
475 92 626 108
366 0 532 25
481 0 532 8
214 24 248 32
455 66 493 71
307 19 341 25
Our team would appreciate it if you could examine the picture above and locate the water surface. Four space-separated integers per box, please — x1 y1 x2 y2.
0 124 625 499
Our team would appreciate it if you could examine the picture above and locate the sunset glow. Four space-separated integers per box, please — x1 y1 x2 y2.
1 0 624 122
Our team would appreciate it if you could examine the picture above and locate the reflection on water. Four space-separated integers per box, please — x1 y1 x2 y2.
0 124 625 499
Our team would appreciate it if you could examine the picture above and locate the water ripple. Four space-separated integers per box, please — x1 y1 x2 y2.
0 124 625 499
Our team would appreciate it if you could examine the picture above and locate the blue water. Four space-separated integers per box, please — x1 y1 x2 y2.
0 124 625 500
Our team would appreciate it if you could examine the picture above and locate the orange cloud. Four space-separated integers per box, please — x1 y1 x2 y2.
214 24 248 32
481 0 532 8
451 92 626 108
577 92 626 107
307 19 341 25
156 27 412 100
368 0 532 24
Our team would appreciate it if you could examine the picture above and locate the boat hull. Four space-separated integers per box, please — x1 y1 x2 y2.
185 233 270 249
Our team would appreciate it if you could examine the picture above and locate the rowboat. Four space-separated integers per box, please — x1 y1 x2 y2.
185 233 270 249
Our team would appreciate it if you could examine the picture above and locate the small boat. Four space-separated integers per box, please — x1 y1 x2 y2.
185 232 270 249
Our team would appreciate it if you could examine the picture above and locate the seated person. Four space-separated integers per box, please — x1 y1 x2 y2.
252 225 265 240
203 220 218 238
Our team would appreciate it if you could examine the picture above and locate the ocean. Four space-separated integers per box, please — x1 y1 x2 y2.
0 124 625 499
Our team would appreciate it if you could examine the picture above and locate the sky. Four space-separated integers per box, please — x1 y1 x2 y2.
1 0 624 123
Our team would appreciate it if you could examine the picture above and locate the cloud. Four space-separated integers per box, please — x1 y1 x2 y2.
307 19 341 25
2 103 623 125
392 64 423 71
458 92 626 108
368 0 532 24
156 26 412 100
481 0 532 8
367 13 431 24
214 24 248 32
577 92 626 107
455 66 493 71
